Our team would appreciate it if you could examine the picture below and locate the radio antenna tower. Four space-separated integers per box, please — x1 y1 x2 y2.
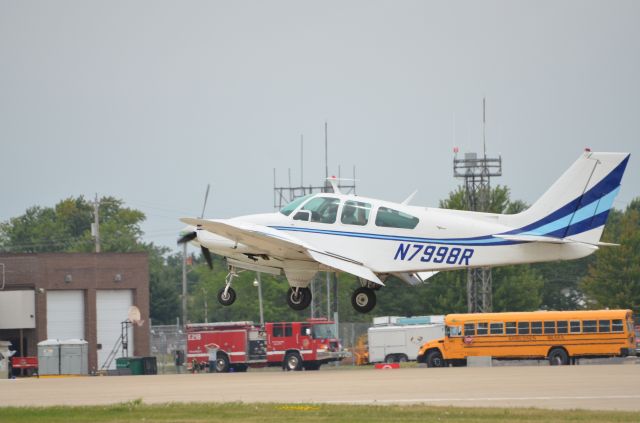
453 98 502 313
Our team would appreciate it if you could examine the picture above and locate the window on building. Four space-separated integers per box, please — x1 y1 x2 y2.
341 201 371 226
375 207 419 229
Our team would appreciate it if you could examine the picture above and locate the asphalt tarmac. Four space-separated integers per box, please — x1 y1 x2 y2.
1 363 639 411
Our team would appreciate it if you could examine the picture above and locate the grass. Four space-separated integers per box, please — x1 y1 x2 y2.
1 401 638 423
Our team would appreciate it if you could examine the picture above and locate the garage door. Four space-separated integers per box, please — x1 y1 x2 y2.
47 290 85 340
96 290 134 370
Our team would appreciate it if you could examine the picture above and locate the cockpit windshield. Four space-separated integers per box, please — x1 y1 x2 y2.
311 323 337 339
279 194 314 216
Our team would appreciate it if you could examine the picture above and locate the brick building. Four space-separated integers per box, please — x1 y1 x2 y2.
0 253 149 372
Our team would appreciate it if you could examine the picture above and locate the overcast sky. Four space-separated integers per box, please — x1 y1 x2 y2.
1 0 638 251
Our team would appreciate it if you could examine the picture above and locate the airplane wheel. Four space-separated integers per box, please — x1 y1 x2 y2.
217 287 236 306
351 287 376 313
286 287 311 311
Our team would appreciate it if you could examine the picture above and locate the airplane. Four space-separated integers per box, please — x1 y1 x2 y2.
179 151 629 314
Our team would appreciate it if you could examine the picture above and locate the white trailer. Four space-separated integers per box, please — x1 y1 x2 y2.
368 316 444 363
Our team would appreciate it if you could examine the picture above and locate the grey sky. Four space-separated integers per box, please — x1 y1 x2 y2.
1 1 638 251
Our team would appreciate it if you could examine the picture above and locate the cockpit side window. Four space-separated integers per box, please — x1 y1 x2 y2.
375 207 419 229
280 194 314 216
299 197 341 224
341 201 371 226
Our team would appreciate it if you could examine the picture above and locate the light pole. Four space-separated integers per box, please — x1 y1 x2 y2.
253 273 264 326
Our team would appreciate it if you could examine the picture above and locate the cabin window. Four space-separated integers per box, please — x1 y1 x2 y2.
280 194 313 216
544 321 556 335
612 319 624 332
476 322 488 336
506 322 517 335
301 324 311 336
299 197 341 224
272 324 284 337
284 323 293 337
557 321 568 334
375 207 419 229
490 322 504 335
598 320 610 333
583 320 597 333
531 321 543 335
517 322 530 335
464 323 475 336
570 320 581 333
341 201 371 226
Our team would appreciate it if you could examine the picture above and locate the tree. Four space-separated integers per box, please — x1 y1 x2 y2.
581 199 640 313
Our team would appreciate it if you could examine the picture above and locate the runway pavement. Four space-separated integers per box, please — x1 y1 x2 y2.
1 364 639 411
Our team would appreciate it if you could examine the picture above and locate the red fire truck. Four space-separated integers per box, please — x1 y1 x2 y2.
186 318 348 372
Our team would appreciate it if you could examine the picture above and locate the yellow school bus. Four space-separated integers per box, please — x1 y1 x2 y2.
416 309 635 367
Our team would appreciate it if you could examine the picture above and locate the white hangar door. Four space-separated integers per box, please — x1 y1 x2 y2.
96 290 134 370
47 290 85 340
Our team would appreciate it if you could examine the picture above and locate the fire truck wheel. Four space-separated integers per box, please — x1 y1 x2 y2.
214 353 230 373
217 287 237 306
351 287 376 313
286 287 311 311
284 352 302 371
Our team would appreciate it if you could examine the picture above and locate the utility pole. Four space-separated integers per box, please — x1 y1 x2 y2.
182 242 187 326
91 194 101 253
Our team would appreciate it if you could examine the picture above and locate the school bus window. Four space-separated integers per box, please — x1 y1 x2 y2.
598 320 610 333
544 321 556 335
612 319 624 332
464 323 475 336
531 321 543 335
570 320 581 333
583 320 597 333
447 326 462 337
518 322 530 335
490 322 504 335
477 322 488 335
506 322 517 335
557 321 568 334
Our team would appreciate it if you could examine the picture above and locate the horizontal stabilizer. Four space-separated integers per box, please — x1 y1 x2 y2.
307 250 383 286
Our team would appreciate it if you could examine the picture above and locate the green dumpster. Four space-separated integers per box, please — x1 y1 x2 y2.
116 357 144 375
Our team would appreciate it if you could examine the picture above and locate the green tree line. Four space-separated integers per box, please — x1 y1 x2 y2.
1 192 638 324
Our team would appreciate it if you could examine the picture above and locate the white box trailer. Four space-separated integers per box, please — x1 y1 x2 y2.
368 322 444 363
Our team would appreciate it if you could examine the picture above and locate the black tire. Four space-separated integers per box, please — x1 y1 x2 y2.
385 355 397 364
286 287 312 311
351 287 376 313
217 287 236 306
284 352 302 371
398 355 408 363
214 353 230 373
548 348 569 366
425 350 445 368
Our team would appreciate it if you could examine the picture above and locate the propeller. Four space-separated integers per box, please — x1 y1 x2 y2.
177 184 214 270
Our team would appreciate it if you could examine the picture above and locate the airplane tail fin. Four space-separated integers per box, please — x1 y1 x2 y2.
506 151 630 245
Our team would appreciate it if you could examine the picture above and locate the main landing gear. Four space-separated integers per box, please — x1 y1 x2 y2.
217 268 241 306
286 287 312 311
351 279 379 313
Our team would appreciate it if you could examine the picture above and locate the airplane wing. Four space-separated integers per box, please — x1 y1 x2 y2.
180 218 383 285
392 271 439 286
